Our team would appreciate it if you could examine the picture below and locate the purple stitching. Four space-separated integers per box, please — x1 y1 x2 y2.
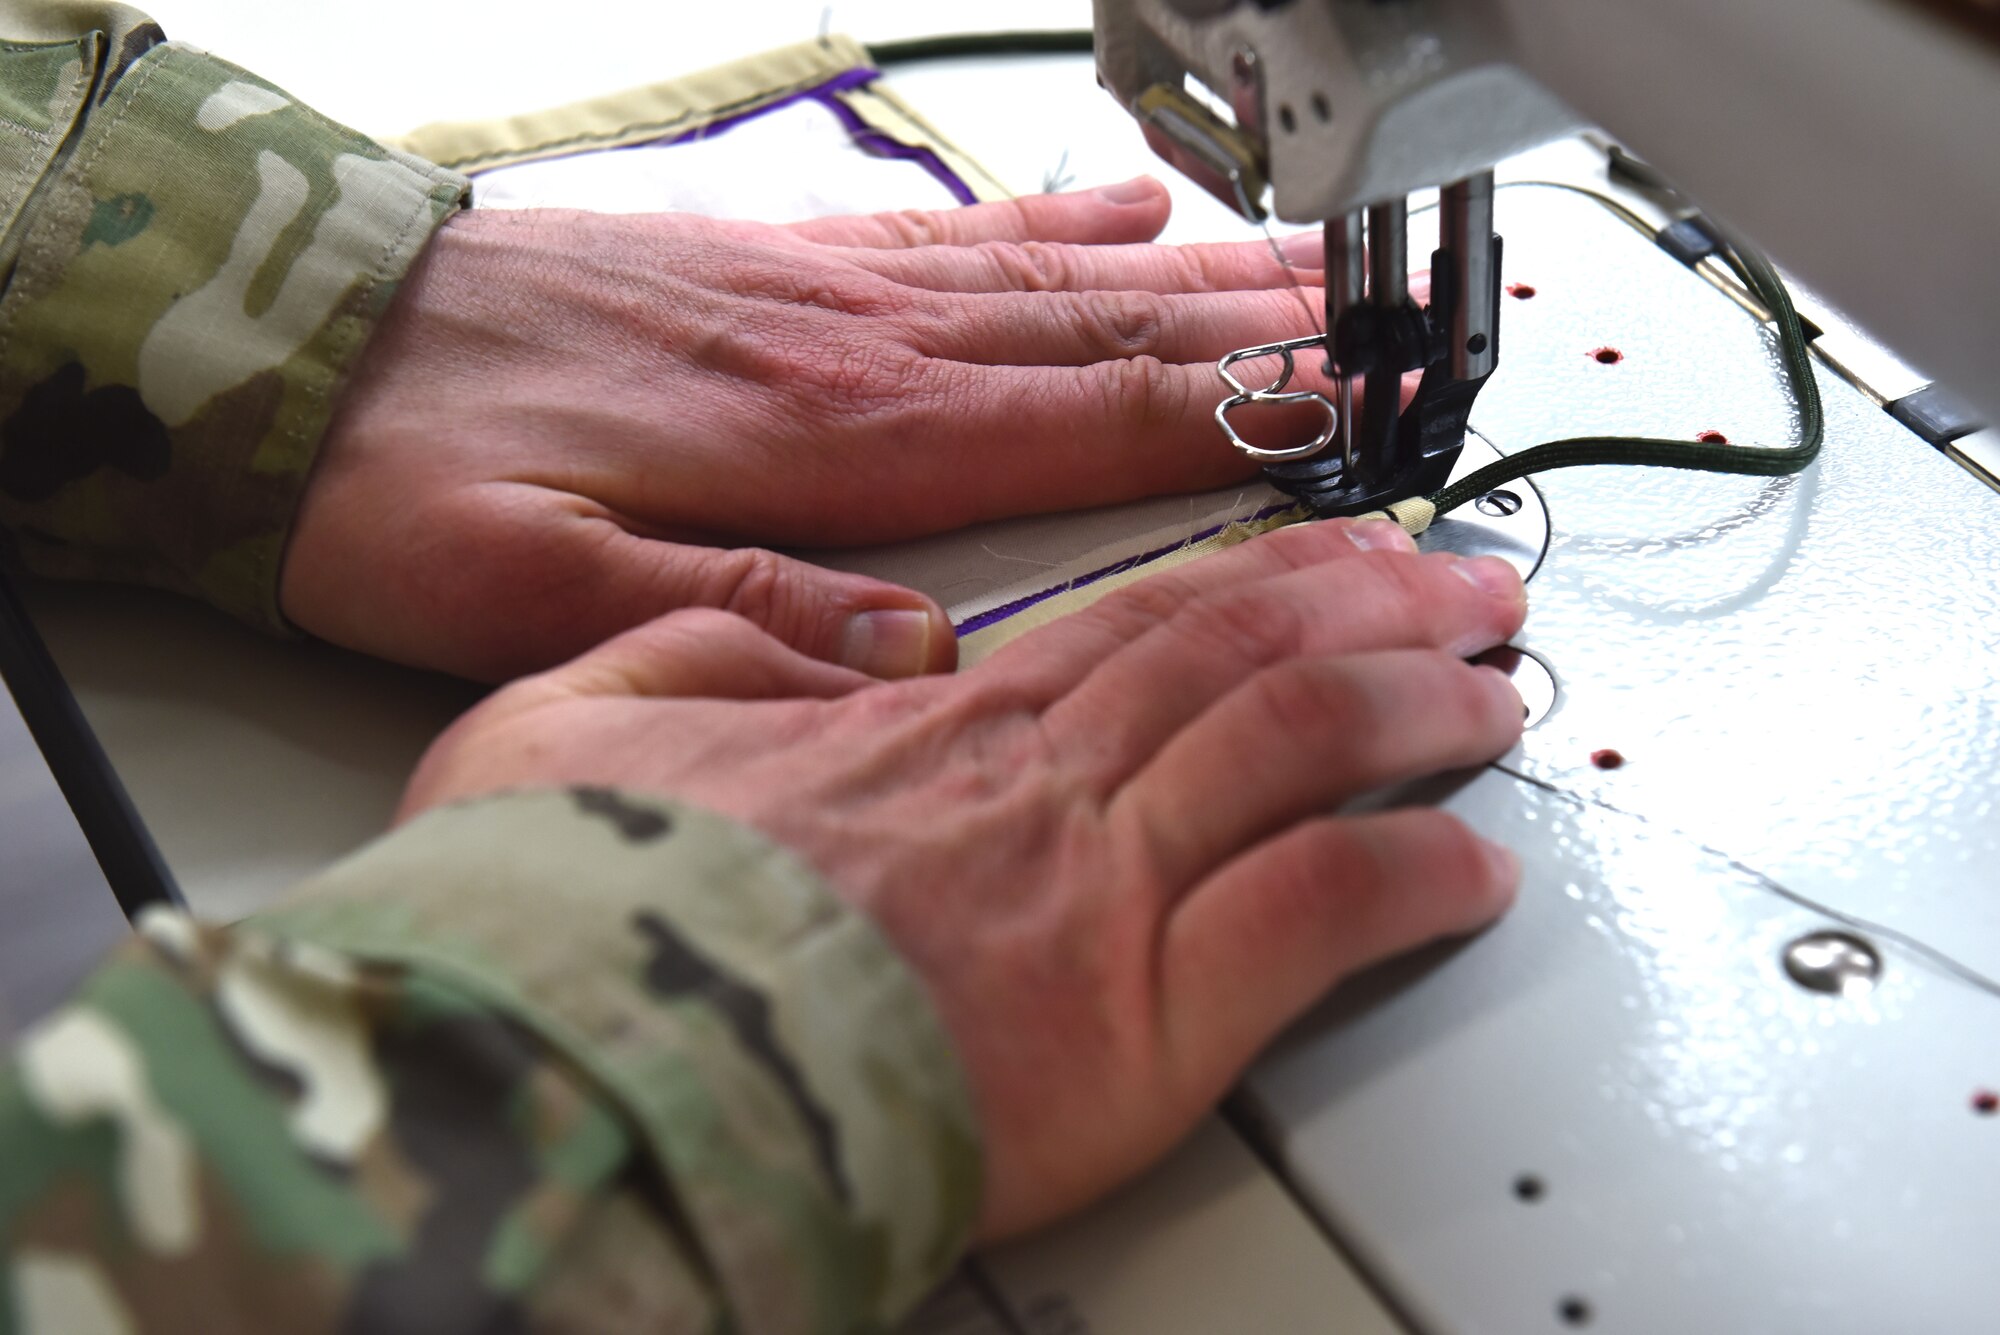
666 66 880 142
807 87 979 207
660 67 978 205
953 501 1304 635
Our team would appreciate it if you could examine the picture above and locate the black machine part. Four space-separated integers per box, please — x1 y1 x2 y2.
1263 177 1503 517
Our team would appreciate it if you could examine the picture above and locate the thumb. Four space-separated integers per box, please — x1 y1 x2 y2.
600 534 958 680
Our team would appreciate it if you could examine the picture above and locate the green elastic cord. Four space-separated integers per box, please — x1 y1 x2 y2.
1427 239 1825 518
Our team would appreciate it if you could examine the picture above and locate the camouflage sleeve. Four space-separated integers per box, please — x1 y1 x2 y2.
0 789 982 1334
0 1 468 631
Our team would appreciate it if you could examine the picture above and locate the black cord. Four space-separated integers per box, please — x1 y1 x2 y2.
0 566 183 918
864 30 1093 66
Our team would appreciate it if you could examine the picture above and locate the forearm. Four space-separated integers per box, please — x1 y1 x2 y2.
0 790 979 1333
0 1 466 630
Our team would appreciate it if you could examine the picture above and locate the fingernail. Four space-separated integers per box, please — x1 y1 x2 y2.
1482 838 1522 892
1280 230 1324 267
1343 519 1415 553
841 608 934 679
1452 555 1523 600
1095 176 1159 206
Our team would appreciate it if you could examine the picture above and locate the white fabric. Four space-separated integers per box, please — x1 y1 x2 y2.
470 98 963 221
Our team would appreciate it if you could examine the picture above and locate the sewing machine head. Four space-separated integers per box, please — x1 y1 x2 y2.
1093 0 1573 227
1093 0 1579 517
1094 0 2000 468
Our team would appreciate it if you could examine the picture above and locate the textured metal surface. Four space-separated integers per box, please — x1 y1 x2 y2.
1242 184 2000 1331
1481 185 2000 983
1247 772 2000 1334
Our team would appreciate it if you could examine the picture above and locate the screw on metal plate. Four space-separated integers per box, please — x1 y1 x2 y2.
1470 644 1558 728
1474 489 1524 517
1228 46 1265 136
1782 930 1882 997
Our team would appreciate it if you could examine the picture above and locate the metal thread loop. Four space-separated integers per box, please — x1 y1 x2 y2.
1215 336 1341 462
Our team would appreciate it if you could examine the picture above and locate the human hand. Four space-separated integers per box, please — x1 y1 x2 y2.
398 517 1528 1238
283 180 1355 682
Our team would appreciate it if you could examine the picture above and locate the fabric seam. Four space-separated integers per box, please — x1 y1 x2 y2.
438 64 864 172
0 37 166 374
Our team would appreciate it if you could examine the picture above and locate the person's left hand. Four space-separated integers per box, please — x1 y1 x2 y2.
396 517 1529 1238
282 180 1349 682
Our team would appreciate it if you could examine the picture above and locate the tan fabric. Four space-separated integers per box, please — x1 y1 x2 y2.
956 504 1310 667
389 33 1008 201
1356 496 1437 535
839 77 1009 203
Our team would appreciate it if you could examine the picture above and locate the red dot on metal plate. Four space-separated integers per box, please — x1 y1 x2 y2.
1507 282 1537 299
1590 748 1625 770
1974 1090 1999 1115
1698 430 1729 444
1591 347 1624 365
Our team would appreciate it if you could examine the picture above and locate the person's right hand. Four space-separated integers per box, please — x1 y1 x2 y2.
398 517 1528 1239
283 181 1373 683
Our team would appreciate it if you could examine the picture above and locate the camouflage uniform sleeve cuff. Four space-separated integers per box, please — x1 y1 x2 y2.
251 788 984 1330
0 40 468 632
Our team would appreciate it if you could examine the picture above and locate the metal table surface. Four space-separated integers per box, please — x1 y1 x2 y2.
1238 183 2000 1333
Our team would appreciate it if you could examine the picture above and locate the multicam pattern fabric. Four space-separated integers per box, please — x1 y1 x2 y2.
0 1 467 631
1 791 981 1333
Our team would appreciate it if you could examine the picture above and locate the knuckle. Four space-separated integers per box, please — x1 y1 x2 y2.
887 208 949 247
1080 290 1166 358
989 240 1068 291
693 325 795 383
1178 245 1225 293
1101 354 1185 427
711 547 792 626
